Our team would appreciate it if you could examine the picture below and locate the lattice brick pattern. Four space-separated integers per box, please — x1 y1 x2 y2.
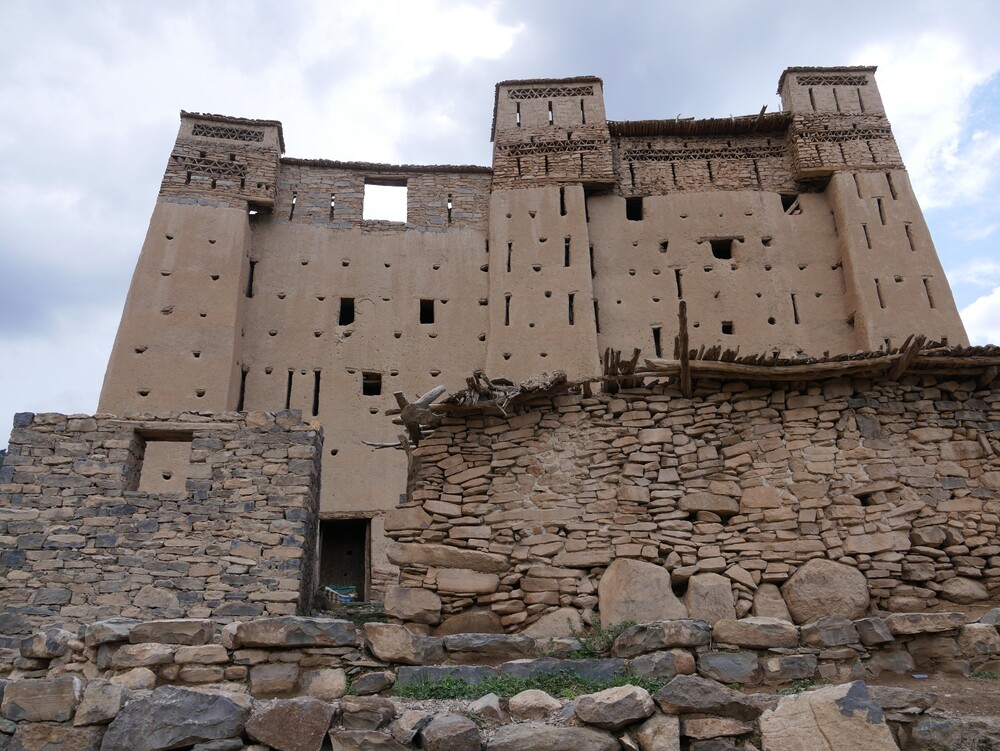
623 144 786 162
172 154 248 178
192 123 266 142
506 85 595 100
796 127 892 143
497 139 607 157
795 75 869 86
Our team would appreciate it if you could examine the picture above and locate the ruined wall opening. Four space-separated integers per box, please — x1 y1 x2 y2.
420 299 435 324
625 197 643 221
319 518 370 600
709 239 734 260
363 180 407 222
339 297 355 326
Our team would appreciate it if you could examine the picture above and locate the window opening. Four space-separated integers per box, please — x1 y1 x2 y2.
853 173 863 199
285 370 293 410
886 173 897 200
781 194 801 214
862 223 872 249
564 237 571 267
721 321 734 335
589 244 596 278
904 222 916 252
246 260 257 298
652 326 662 357
310 370 321 416
447 194 453 223
507 242 513 272
923 277 935 308
579 152 584 175
832 87 842 113
875 278 886 309
568 293 575 325
808 87 816 111
237 368 248 411
319 519 369 599
515 103 521 128
548 101 553 125
289 191 297 220
362 372 382 396
339 297 355 326
330 193 336 220
420 299 435 324
629 162 635 186
580 98 586 124
709 239 733 260
593 300 601 333
516 158 522 176
544 155 549 175
363 181 407 222
674 269 683 298
559 186 567 216
626 197 643 221
876 197 886 225
791 294 800 324
504 294 511 326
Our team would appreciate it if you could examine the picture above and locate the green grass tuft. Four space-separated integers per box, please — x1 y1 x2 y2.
393 670 669 700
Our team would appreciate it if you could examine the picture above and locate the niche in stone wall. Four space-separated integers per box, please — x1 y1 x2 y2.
131 431 193 494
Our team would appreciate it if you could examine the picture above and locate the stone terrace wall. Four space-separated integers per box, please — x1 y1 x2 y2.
0 411 322 637
387 374 1000 630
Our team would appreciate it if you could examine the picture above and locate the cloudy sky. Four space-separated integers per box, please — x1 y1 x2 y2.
2 0 999 447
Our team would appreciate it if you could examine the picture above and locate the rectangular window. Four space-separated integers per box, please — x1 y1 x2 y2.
339 297 355 326
362 372 382 396
420 299 435 324
626 197 643 221
363 180 407 222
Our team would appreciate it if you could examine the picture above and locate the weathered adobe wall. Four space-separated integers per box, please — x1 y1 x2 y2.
0 613 997 750
0 412 321 637
387 374 1000 631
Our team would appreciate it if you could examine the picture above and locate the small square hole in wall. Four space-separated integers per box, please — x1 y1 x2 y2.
710 239 733 260
133 431 193 494
362 372 382 396
625 197 644 221
722 321 734 335
363 181 407 222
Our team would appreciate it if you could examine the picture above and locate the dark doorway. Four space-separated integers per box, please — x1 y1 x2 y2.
319 518 369 600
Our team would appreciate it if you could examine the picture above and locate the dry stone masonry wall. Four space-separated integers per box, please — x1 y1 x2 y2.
387 373 1000 631
0 412 321 636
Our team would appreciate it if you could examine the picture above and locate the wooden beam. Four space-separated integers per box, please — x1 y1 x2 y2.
978 366 999 390
644 353 900 381
887 334 925 380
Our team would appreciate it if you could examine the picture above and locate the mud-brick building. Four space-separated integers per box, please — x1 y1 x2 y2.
4 67 971 614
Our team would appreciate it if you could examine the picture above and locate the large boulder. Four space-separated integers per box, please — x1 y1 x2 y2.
2 676 83 722
631 714 681 751
599 559 687 626
100 687 251 751
363 624 443 665
435 609 504 636
508 690 562 721
233 617 357 648
697 651 761 685
574 685 655 730
883 612 964 635
753 584 792 621
523 607 583 638
20 628 75 659
759 681 900 751
713 617 798 649
612 620 711 658
384 587 441 626
781 559 869 624
443 633 534 665
246 697 336 751
684 573 737 625
329 729 409 751
129 619 214 645
419 714 481 751
488 723 621 751
653 675 761 722
74 679 126 726
941 577 988 604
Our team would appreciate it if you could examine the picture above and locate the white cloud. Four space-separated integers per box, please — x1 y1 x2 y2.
961 287 1000 344
854 34 1000 210
947 258 1000 288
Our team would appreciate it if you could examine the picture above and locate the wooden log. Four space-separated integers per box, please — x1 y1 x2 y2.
887 334 925 380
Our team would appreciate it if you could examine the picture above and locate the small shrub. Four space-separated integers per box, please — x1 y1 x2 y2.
569 616 637 658
775 678 815 696
972 670 998 681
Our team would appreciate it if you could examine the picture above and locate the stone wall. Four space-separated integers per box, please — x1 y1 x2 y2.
0 612 998 750
386 373 1000 631
0 411 322 636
